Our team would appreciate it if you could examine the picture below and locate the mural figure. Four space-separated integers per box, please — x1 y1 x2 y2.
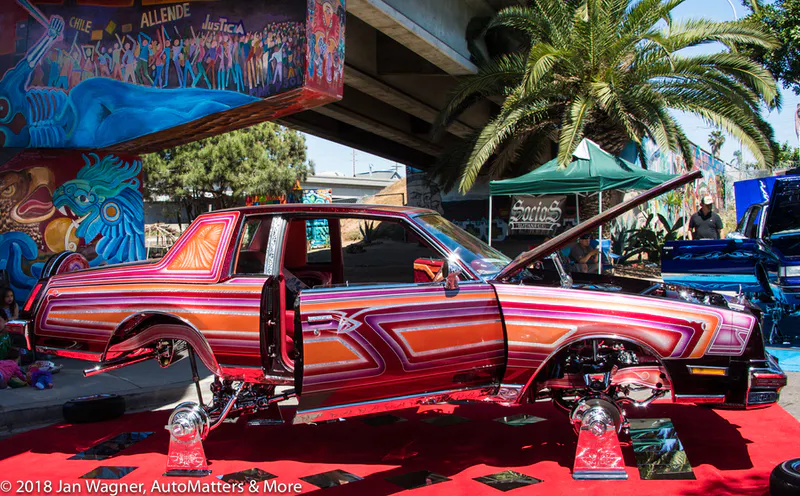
0 151 144 300
307 0 345 93
52 153 145 266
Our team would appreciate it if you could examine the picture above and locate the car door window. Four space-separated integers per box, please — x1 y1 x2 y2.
235 216 273 275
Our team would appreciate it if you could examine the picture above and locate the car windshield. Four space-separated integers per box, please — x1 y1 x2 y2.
415 214 511 277
767 181 800 238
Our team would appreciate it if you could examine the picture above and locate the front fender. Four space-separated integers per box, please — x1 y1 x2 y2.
493 284 756 397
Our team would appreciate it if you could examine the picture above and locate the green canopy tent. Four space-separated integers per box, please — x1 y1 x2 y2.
488 139 679 273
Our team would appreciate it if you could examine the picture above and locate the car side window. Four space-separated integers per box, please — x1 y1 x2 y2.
340 217 445 285
235 216 273 275
744 206 762 239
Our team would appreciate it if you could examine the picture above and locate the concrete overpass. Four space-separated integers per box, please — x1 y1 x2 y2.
280 0 524 168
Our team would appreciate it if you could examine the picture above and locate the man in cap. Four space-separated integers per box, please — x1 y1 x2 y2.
689 195 724 240
569 233 599 273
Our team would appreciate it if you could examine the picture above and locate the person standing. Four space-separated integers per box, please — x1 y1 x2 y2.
689 195 724 240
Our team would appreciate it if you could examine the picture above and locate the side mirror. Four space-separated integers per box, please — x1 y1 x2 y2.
441 259 463 290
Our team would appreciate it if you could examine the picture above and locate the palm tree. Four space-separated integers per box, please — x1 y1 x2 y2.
708 130 726 158
434 0 780 193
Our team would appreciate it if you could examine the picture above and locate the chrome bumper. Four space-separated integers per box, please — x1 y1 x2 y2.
746 353 787 408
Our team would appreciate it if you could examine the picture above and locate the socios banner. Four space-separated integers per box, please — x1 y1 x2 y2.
509 195 565 234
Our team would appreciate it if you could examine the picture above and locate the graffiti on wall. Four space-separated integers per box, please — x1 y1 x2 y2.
0 0 341 149
0 150 144 300
303 188 332 249
406 167 443 214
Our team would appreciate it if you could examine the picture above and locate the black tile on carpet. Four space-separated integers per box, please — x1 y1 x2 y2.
386 470 451 489
80 466 138 479
474 470 543 491
69 432 154 461
360 414 407 426
300 469 363 488
420 415 470 426
217 468 277 484
493 413 547 427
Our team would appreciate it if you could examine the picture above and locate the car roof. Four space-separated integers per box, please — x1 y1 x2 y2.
212 203 437 218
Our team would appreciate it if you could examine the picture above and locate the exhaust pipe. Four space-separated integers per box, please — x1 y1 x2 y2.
83 350 158 377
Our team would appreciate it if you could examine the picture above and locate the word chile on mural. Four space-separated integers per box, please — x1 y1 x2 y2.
0 0 345 151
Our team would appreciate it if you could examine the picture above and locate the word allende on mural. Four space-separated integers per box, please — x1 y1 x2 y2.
140 2 191 29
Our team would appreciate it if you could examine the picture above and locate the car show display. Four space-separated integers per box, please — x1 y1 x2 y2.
5 170 788 480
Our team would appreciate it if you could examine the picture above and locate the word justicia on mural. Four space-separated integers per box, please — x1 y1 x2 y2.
509 195 565 235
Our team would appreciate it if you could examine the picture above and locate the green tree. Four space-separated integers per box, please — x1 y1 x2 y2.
434 0 781 193
708 130 726 158
144 123 313 221
778 141 800 168
742 0 800 95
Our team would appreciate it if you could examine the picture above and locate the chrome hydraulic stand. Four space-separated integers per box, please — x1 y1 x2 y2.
571 395 628 480
163 402 212 477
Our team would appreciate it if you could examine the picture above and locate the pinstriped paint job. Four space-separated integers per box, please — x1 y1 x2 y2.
296 283 506 411
494 284 755 387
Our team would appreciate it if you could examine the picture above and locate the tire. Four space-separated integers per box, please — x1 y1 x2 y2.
770 458 800 496
62 393 126 424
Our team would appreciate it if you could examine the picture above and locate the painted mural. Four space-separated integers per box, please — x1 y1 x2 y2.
0 0 345 150
303 188 332 250
0 150 144 301
306 0 345 97
617 139 729 235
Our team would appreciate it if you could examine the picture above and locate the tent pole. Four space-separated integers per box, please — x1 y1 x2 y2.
575 193 581 223
598 191 603 274
488 195 493 247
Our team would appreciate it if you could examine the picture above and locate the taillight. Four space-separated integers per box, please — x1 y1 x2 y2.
23 283 43 312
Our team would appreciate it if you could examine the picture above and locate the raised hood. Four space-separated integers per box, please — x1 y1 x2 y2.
494 169 702 281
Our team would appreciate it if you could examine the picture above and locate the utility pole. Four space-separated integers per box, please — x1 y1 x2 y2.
352 149 356 177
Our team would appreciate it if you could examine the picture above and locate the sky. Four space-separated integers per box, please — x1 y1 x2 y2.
304 0 799 175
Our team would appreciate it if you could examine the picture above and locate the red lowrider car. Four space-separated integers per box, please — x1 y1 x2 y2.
7 172 787 472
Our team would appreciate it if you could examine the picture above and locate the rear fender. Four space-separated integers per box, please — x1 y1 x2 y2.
103 312 221 375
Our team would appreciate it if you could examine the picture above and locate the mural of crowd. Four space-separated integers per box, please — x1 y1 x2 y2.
0 0 346 149
0 151 145 301
35 20 306 96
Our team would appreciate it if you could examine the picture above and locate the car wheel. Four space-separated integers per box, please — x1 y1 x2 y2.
770 458 800 496
62 393 126 424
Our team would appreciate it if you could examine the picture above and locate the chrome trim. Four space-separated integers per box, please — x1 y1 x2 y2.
672 394 725 404
217 364 294 385
35 346 102 362
293 386 495 424
84 350 157 377
686 365 729 376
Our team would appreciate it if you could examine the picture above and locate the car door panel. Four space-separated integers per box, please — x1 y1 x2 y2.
295 283 505 415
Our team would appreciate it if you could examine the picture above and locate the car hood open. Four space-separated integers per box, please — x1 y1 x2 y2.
493 169 702 281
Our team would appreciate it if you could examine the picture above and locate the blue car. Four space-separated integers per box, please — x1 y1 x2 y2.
662 176 799 343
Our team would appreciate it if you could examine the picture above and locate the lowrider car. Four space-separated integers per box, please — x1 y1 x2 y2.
662 176 800 343
7 171 787 459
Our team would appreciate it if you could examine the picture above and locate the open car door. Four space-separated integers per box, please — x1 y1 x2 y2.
292 282 506 423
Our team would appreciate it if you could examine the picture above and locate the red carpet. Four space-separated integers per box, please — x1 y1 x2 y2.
0 401 798 495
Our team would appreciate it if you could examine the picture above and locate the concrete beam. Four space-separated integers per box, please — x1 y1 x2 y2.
279 111 436 167
344 65 473 138
347 0 479 75
310 104 443 156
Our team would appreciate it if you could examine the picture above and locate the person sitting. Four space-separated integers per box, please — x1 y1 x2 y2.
569 234 600 273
